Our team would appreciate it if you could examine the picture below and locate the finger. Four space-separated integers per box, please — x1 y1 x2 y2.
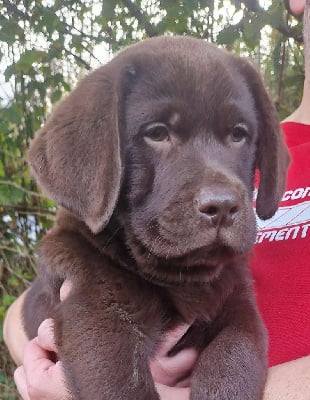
23 337 56 377
37 318 57 352
157 324 191 354
150 324 197 386
150 346 198 386
164 346 198 373
60 280 73 301
22 339 68 398
14 366 30 400
155 383 190 400
289 0 306 14
175 376 191 388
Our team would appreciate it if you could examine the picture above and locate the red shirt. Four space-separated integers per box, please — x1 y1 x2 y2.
251 122 310 367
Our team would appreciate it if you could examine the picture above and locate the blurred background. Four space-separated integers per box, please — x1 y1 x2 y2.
0 0 305 398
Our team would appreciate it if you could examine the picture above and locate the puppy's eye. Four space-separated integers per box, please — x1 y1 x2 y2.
230 124 248 143
143 123 170 142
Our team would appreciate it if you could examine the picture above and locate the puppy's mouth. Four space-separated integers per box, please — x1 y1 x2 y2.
168 245 239 270
124 221 247 285
128 236 243 285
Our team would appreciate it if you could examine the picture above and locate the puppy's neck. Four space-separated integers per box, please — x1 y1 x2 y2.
165 262 245 323
54 208 248 324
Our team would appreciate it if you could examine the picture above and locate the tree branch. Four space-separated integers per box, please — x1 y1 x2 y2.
63 47 92 70
0 180 47 198
2 0 30 21
1 204 56 220
1 204 56 214
121 0 158 37
63 21 115 45
239 0 304 42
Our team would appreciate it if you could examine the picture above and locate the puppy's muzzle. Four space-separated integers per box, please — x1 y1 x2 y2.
196 186 242 228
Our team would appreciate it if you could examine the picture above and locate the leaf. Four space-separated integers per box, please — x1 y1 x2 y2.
0 18 25 45
2 294 16 307
243 14 265 49
17 50 47 72
183 0 200 13
102 0 118 20
72 34 84 52
217 25 240 45
1 104 23 125
51 89 63 103
0 184 25 205
38 7 64 35
266 0 284 29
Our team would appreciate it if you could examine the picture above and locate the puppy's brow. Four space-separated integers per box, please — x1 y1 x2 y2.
169 112 180 127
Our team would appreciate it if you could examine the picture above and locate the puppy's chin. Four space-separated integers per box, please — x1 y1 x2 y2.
170 245 241 269
125 230 247 286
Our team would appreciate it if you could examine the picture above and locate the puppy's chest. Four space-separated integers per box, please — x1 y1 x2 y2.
110 279 233 344
165 283 232 325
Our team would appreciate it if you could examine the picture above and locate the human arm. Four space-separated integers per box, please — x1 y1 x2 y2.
263 357 310 400
3 281 72 366
3 289 30 366
6 298 310 400
11 312 192 400
157 356 310 400
4 284 193 400
14 319 69 400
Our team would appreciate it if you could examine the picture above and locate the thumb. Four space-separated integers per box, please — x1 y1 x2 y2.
37 318 57 353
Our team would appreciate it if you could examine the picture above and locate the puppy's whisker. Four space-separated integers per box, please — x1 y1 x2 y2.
165 244 172 260
146 234 162 261
102 227 122 250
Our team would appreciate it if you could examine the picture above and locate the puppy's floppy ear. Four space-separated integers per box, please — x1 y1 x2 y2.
235 58 290 220
28 63 126 233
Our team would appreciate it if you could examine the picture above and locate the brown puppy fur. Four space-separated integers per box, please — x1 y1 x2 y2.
23 36 290 400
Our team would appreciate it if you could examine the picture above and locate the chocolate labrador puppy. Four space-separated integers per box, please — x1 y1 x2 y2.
23 36 290 400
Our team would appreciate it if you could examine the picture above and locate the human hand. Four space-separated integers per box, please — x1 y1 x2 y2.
289 0 306 14
59 279 73 301
14 280 73 400
150 324 198 400
14 319 70 400
15 280 197 400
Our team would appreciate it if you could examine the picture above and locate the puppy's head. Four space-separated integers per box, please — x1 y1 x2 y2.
29 37 290 282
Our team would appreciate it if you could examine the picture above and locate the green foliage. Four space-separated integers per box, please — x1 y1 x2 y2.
0 1 305 398
0 373 17 400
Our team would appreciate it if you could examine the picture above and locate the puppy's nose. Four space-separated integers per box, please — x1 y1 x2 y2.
197 187 241 227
